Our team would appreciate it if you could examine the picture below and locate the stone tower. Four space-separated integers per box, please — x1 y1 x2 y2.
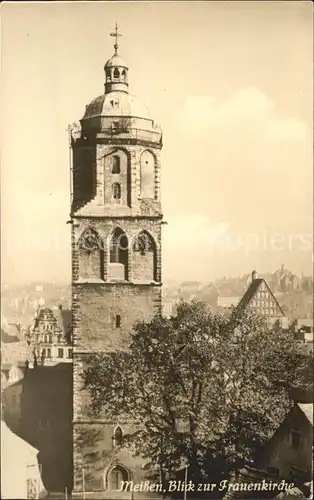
70 25 163 498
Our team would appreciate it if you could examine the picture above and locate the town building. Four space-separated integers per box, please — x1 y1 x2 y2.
70 25 163 498
216 296 241 316
293 318 313 343
258 403 313 483
162 300 174 318
222 403 313 500
1 326 47 499
237 270 288 328
1 412 46 499
1 323 33 433
27 306 73 365
19 363 73 494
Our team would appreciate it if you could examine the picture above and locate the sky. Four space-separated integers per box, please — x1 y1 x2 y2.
1 1 313 285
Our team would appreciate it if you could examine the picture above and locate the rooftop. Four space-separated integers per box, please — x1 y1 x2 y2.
298 403 313 426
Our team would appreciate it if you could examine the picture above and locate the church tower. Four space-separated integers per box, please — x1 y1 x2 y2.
70 25 163 497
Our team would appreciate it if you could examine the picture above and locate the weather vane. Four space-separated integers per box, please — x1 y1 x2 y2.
110 22 122 55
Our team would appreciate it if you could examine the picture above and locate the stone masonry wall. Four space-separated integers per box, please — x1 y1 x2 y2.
73 422 159 498
73 284 161 353
71 128 163 497
72 143 162 218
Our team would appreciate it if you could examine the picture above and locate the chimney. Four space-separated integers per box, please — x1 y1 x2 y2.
252 270 258 282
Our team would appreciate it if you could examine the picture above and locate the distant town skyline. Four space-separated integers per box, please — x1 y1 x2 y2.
1 1 313 286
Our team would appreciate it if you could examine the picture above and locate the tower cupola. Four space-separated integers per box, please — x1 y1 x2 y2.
104 23 128 94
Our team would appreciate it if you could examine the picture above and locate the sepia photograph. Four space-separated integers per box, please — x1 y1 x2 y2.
1 1 313 499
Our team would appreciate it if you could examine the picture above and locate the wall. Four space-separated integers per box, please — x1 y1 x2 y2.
73 284 161 352
73 422 162 499
73 218 162 284
71 118 163 498
2 380 23 433
71 142 162 218
72 146 97 211
18 364 73 493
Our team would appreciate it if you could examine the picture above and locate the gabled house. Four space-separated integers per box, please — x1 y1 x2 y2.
28 306 73 365
1 418 47 499
237 271 288 328
258 403 313 483
222 404 313 500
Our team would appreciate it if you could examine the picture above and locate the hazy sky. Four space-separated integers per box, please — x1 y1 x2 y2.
1 1 313 285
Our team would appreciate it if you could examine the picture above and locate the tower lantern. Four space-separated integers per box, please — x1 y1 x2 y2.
104 23 129 94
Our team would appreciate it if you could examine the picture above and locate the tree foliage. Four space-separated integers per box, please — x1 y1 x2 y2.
82 301 312 484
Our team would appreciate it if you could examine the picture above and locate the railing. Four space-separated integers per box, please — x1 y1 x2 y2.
95 127 162 145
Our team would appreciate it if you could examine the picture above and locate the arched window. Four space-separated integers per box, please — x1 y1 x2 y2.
78 228 104 280
107 465 129 490
140 150 155 198
109 228 128 280
106 70 112 81
121 69 126 82
113 426 123 447
112 156 120 174
132 231 157 281
113 68 120 79
133 232 155 255
112 183 121 200
104 149 130 206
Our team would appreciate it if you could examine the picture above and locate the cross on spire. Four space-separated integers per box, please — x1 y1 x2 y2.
110 22 122 55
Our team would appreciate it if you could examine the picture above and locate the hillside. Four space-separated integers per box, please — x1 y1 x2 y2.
163 266 313 320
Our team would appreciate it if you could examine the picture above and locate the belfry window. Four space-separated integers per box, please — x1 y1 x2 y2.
112 156 120 174
109 228 129 280
133 232 155 255
110 228 128 263
132 231 157 281
106 70 112 81
113 68 120 79
78 228 104 280
112 183 121 200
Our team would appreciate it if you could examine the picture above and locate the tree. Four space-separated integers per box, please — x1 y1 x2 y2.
82 300 312 487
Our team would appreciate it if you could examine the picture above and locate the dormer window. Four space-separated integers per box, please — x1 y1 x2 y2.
110 99 119 108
